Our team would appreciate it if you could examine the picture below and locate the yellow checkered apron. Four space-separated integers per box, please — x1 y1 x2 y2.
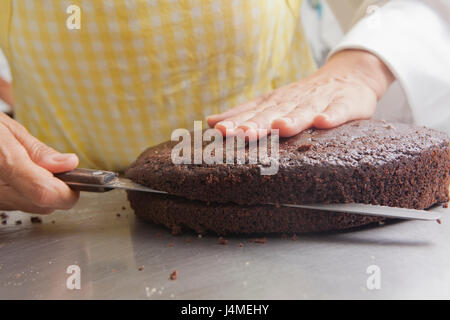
0 0 316 170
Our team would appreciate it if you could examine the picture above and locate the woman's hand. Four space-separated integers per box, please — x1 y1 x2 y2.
207 50 394 139
0 112 79 214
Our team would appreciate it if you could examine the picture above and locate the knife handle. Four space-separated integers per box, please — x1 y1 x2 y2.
54 168 118 193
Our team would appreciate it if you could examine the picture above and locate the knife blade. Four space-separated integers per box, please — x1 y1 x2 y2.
55 168 441 221
275 203 441 221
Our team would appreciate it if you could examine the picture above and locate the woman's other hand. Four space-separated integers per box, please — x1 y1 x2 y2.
207 50 394 140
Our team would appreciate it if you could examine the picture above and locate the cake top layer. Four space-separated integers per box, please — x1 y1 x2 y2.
125 120 449 206
129 119 448 169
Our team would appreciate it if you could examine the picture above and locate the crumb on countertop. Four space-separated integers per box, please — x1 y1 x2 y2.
170 270 178 280
218 237 228 245
30 217 42 224
15 220 22 225
138 265 144 271
248 238 267 244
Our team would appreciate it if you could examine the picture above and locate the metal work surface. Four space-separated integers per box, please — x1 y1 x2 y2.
0 190 449 300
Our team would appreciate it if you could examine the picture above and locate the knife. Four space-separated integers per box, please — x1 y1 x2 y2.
55 168 442 222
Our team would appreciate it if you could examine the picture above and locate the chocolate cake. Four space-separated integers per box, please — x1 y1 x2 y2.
125 120 450 235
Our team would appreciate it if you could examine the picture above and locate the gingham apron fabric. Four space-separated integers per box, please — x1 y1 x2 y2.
0 0 316 170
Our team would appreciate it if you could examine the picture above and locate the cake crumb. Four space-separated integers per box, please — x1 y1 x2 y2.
443 203 448 209
122 206 126 210
297 144 312 152
116 213 121 217
30 217 42 224
138 265 144 271
436 219 442 225
15 220 22 225
170 270 178 280
218 237 228 245
249 238 266 244
171 225 182 235
238 243 244 248
51 220 56 224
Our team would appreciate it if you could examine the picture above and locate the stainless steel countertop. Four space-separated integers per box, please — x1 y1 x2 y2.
0 189 449 299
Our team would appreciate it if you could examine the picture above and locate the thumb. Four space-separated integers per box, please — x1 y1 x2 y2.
35 151 79 173
12 125 78 173
28 141 78 173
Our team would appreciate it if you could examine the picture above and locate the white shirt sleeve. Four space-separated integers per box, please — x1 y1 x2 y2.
329 0 450 134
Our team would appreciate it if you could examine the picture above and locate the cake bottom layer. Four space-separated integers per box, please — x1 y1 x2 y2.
127 191 385 235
